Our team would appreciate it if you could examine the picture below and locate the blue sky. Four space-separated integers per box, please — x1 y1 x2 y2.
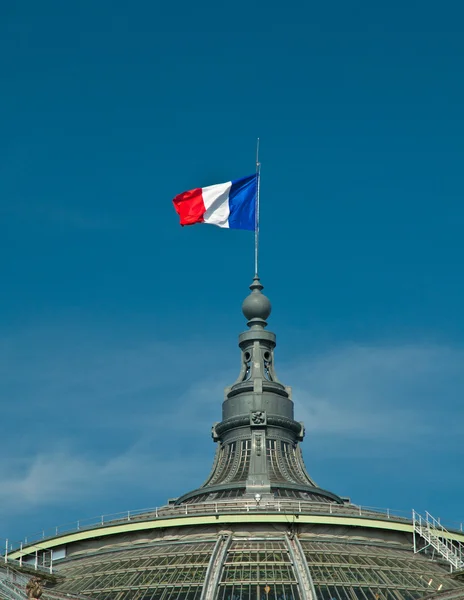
1 0 464 544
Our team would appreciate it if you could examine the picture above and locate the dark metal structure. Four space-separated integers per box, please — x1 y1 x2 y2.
4 279 464 600
177 276 340 505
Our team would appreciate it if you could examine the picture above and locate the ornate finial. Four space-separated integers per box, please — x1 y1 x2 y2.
242 276 272 327
174 275 343 506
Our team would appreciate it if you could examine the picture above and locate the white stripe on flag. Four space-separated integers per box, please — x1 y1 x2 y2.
203 181 232 228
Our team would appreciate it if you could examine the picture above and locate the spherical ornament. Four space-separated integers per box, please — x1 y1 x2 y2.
242 290 272 321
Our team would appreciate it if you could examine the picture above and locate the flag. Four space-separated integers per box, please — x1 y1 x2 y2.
172 174 257 231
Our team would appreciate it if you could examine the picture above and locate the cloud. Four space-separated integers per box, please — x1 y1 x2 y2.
0 448 205 516
0 324 214 424
282 343 464 442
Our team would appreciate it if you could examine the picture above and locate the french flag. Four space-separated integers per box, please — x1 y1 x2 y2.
173 174 257 231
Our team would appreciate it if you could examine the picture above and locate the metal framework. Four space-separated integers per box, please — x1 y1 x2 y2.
176 278 343 507
45 535 464 600
301 539 461 599
413 510 464 571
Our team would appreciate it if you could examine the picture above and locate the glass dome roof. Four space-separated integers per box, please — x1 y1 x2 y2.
50 533 464 600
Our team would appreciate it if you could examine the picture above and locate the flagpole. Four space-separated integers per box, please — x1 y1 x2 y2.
255 138 261 277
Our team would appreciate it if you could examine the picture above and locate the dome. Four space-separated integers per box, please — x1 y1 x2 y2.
2 279 464 600
37 522 464 600
8 509 464 600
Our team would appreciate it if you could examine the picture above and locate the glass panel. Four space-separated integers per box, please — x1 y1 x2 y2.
51 534 464 600
54 541 215 599
231 440 252 482
217 539 301 600
301 539 461 599
266 439 286 483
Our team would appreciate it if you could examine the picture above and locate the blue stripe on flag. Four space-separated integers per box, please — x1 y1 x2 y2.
228 174 257 231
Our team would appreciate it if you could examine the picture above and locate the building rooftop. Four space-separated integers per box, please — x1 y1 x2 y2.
2 277 464 600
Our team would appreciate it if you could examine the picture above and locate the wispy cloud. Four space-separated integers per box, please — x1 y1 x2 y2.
283 344 464 441
278 344 464 520
0 448 205 516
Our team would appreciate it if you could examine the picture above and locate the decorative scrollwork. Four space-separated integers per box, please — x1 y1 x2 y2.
251 410 266 425
263 350 273 381
26 577 43 600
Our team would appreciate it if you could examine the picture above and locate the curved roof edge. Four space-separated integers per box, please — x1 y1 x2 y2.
8 510 464 561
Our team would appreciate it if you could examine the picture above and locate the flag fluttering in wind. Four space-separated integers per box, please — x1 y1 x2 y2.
172 174 257 231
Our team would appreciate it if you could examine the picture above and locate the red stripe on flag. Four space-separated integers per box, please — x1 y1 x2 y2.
172 188 206 226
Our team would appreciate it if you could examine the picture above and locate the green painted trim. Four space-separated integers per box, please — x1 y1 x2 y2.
9 513 464 559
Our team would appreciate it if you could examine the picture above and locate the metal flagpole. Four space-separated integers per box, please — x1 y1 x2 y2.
255 138 261 277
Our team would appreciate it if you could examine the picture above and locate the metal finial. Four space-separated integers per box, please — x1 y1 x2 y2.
242 276 271 326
